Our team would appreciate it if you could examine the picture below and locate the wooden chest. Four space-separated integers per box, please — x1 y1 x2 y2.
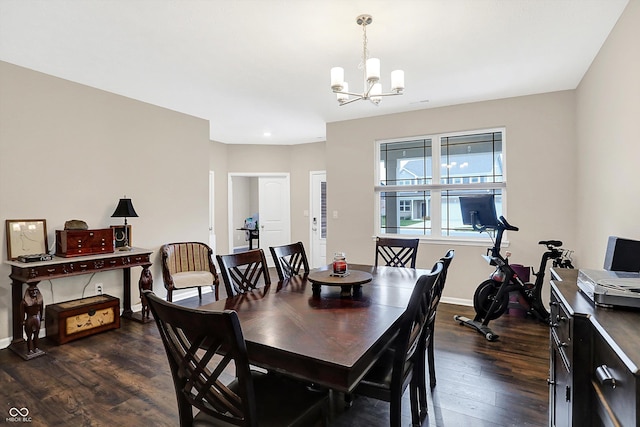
45 295 120 344
56 228 114 257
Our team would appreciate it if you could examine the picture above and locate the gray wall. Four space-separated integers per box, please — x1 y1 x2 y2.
326 91 577 301
576 0 640 267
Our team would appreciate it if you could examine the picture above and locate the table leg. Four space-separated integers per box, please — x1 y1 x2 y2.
121 267 133 319
340 285 352 298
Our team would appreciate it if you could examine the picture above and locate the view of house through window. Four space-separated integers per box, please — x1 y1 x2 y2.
377 129 505 238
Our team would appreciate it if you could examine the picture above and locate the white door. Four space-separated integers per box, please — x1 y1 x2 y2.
310 171 327 268
258 175 291 266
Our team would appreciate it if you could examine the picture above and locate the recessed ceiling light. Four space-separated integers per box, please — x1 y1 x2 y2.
263 132 271 137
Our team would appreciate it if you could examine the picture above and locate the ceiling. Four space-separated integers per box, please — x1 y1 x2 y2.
0 0 629 145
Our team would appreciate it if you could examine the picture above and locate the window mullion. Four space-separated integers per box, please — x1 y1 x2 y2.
431 136 442 236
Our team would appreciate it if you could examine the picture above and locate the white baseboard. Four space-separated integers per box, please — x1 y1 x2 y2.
441 296 473 307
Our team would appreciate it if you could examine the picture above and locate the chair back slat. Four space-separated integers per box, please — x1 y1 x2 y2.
217 249 271 297
269 242 310 281
144 291 256 426
375 237 420 268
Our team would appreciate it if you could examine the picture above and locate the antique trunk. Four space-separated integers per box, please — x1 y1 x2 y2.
45 295 120 344
55 228 114 257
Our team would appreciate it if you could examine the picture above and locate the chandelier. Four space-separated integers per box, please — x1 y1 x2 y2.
330 14 405 106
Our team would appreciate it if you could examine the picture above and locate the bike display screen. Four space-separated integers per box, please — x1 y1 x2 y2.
460 195 500 228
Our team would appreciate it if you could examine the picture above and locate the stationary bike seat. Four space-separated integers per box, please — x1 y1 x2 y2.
498 216 519 231
539 240 563 247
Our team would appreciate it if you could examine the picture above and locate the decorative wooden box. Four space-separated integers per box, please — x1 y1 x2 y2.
55 228 114 257
45 295 120 344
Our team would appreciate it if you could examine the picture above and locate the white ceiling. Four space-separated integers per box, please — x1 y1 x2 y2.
0 0 629 145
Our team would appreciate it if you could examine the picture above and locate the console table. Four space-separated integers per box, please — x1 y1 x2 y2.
549 268 640 426
6 247 153 360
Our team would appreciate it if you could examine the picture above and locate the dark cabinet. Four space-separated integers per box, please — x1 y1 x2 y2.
549 269 640 426
549 288 573 427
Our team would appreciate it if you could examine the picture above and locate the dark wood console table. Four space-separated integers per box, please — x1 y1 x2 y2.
549 268 640 426
6 247 153 360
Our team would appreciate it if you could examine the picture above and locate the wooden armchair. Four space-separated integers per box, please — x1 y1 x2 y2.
161 242 219 302
143 291 329 426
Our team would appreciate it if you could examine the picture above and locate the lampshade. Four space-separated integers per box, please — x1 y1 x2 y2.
111 198 138 219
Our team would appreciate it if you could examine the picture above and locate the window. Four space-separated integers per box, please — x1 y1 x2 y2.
377 129 505 239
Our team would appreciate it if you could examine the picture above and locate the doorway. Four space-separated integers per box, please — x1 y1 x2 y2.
209 171 216 256
227 173 291 266
310 171 327 268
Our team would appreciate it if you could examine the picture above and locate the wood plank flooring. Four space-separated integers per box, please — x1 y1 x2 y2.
0 297 549 426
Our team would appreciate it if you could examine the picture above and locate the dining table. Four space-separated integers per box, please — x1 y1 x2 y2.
199 263 431 393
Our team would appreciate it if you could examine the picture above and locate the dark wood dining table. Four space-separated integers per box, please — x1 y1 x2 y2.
199 264 431 393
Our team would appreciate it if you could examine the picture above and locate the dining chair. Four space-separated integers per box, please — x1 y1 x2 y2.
269 241 310 281
143 291 329 427
374 237 420 268
416 249 455 416
161 242 219 302
216 249 271 297
353 261 443 427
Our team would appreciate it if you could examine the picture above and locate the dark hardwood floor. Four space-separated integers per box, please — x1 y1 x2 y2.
0 296 549 426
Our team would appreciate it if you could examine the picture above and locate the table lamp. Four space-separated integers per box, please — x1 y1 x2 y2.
111 196 138 251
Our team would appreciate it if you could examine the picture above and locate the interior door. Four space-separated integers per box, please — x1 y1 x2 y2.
258 175 291 266
310 171 327 268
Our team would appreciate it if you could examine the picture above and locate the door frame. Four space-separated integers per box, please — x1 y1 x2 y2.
309 170 327 268
227 172 290 255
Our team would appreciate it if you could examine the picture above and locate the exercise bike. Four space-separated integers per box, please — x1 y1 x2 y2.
454 198 571 341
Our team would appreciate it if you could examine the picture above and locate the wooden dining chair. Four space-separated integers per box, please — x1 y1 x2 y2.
216 249 271 297
269 242 310 281
353 261 443 427
374 237 420 268
143 291 329 427
416 249 455 416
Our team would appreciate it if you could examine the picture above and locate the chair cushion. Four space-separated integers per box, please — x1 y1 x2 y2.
193 371 328 427
171 271 215 289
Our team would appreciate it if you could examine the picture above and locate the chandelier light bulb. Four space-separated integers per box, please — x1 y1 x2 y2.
331 67 345 91
337 82 349 103
366 58 380 83
391 70 405 92
370 83 382 105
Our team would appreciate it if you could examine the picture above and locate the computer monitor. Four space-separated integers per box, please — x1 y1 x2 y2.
603 236 640 272
459 195 500 229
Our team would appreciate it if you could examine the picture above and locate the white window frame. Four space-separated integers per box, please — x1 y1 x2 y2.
375 127 507 242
